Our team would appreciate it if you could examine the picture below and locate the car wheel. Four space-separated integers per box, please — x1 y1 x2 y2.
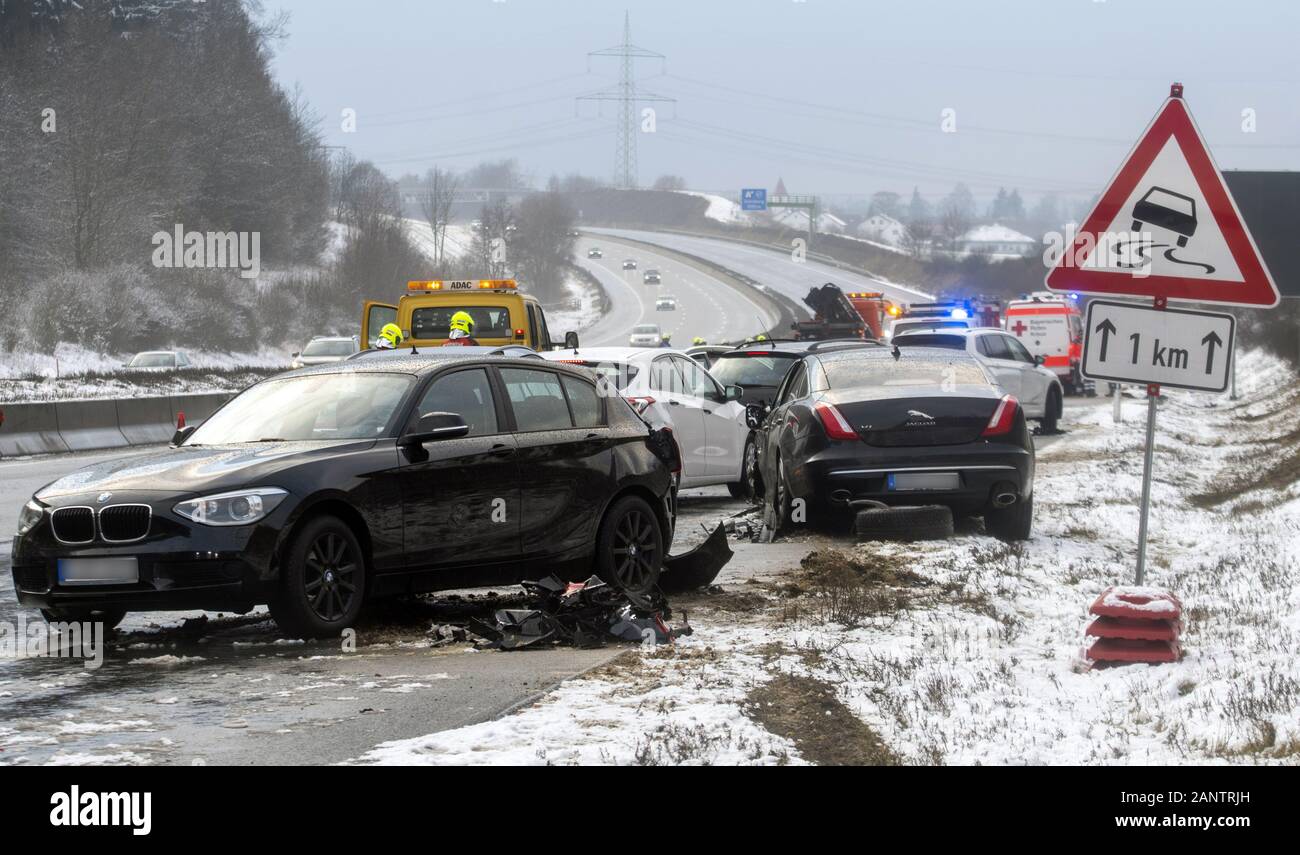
854 505 953 541
765 454 798 532
40 606 127 630
596 495 663 595
727 436 759 502
985 494 1033 541
270 515 366 638
1040 387 1061 433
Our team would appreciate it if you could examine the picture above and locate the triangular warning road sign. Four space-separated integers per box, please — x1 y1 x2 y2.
1046 91 1279 307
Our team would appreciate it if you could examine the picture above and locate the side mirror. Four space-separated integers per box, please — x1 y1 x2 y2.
1034 354 1046 366
291 351 300 358
401 411 470 445
725 384 743 402
563 331 580 350
744 402 766 430
171 424 197 446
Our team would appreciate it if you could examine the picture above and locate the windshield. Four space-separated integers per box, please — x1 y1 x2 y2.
710 352 798 387
302 339 355 357
410 305 512 339
824 356 988 389
129 353 175 367
575 361 638 392
188 373 414 443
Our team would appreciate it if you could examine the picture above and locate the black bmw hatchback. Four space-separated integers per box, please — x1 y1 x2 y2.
754 346 1036 540
11 355 676 637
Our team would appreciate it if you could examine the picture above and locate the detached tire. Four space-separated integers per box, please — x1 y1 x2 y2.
40 607 127 630
985 494 1033 541
854 505 954 541
596 495 664 596
270 515 366 639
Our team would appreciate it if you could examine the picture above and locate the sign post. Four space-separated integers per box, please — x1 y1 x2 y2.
1046 84 1280 664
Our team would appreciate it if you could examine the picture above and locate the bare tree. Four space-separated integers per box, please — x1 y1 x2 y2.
419 166 459 265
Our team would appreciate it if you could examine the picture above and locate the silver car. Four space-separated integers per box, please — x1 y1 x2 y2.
628 324 662 347
292 336 359 369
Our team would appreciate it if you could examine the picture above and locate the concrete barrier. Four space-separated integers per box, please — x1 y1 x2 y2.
116 396 178 445
55 399 130 452
0 391 235 459
0 402 70 457
169 393 231 426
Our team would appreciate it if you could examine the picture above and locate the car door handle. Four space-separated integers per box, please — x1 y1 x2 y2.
668 399 681 406
703 409 712 415
490 444 516 457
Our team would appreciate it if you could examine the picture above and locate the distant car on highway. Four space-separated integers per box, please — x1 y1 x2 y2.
587 247 603 259
124 350 191 370
643 269 661 285
893 328 1063 432
655 295 677 311
291 336 359 369
541 346 755 498
753 346 1035 540
622 259 637 270
628 324 663 347
12 356 678 636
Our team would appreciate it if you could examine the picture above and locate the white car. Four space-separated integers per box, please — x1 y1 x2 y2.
886 316 976 341
893 327 1064 432
656 295 677 311
292 336 360 369
628 323 662 347
124 350 191 370
540 347 755 495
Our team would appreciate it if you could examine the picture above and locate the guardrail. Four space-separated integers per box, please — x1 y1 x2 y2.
0 392 232 458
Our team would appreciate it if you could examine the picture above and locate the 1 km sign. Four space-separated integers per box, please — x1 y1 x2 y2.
1082 300 1235 392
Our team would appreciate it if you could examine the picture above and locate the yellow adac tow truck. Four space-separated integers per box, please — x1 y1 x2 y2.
361 279 579 351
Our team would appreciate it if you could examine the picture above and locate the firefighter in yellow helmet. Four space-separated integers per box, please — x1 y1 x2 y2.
375 323 403 350
444 310 480 346
754 333 768 342
692 336 706 346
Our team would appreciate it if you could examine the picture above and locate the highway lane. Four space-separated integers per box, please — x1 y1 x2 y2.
589 227 932 313
574 235 778 347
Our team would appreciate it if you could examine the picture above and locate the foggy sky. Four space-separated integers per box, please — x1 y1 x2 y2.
268 0 1300 205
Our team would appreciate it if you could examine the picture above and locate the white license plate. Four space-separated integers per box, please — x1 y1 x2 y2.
888 472 960 491
57 557 139 586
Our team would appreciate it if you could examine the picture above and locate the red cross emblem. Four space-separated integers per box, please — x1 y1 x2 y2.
1011 320 1028 336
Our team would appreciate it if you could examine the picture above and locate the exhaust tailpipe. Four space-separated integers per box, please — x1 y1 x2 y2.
829 489 852 506
991 482 1018 508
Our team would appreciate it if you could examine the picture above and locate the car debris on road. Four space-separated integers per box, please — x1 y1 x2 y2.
467 574 692 650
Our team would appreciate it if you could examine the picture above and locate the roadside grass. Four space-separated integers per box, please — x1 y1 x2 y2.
4 365 283 402
744 671 898 766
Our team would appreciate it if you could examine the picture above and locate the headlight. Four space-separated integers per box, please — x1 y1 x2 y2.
16 499 44 536
173 488 288 527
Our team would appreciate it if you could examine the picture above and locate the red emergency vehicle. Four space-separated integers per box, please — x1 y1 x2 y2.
1004 292 1086 394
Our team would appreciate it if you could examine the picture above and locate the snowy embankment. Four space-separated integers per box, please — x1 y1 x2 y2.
402 219 475 262
0 344 288 402
676 191 754 226
356 350 1299 765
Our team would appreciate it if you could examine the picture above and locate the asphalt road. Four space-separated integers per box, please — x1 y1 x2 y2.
589 227 933 311
575 235 778 347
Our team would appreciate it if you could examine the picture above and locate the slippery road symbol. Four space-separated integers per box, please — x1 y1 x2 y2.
1112 185 1216 274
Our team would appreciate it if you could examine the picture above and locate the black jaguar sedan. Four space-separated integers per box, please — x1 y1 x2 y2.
754 346 1035 540
11 355 677 637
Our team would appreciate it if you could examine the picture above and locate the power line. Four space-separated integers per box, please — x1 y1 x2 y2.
576 13 675 189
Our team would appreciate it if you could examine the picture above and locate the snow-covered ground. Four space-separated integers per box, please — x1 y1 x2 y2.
543 273 603 335
0 343 287 401
403 218 475 263
676 191 754 226
357 350 1300 765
